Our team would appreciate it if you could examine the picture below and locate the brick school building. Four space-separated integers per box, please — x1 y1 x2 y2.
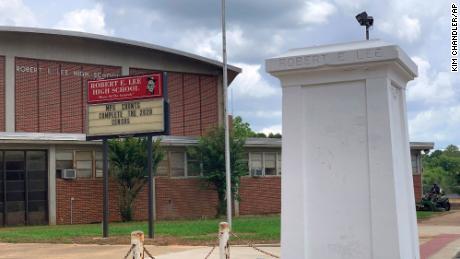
0 27 432 226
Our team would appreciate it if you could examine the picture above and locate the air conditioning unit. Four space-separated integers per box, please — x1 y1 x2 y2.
62 169 77 179
251 168 263 177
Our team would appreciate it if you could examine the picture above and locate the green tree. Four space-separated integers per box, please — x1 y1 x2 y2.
268 132 282 138
423 145 460 194
232 116 256 138
232 116 282 138
445 144 459 153
109 137 164 221
187 127 247 217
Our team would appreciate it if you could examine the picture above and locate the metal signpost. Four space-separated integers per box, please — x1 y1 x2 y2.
86 73 169 239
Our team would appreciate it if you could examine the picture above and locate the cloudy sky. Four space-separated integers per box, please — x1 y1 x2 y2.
0 0 458 148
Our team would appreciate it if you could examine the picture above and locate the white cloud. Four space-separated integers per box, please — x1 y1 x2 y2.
333 0 367 11
174 26 248 61
260 124 282 135
237 110 282 119
0 0 38 26
230 63 278 98
379 15 421 43
409 106 460 146
55 4 113 35
407 56 456 104
300 0 337 25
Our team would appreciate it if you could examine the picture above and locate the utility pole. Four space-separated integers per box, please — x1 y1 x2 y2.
221 0 232 228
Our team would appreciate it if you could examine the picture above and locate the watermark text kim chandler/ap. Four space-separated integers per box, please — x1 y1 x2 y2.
452 3 458 72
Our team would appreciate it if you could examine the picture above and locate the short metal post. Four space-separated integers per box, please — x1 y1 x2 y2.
219 222 230 259
131 231 145 259
103 138 109 237
147 135 154 239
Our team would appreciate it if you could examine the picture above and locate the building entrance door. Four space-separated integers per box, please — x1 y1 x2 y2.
0 150 48 226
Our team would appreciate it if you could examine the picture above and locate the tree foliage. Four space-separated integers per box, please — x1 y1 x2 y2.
109 137 164 221
232 115 281 138
423 144 460 194
187 126 247 217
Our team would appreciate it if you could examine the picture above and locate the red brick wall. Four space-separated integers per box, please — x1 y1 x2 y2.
200 76 218 135
15 58 121 133
155 178 218 220
129 68 219 136
239 177 281 215
56 179 117 224
16 58 39 132
413 174 422 201
183 74 201 136
168 73 185 135
56 177 218 224
0 56 4 131
38 61 61 132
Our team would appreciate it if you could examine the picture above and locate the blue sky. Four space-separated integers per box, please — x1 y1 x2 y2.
0 0 458 149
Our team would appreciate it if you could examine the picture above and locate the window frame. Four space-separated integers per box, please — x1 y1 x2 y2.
248 151 282 177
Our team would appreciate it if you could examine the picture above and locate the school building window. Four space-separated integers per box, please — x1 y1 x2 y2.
248 152 282 176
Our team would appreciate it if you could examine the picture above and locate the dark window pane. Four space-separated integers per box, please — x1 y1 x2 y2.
6 171 25 180
27 151 46 171
27 200 47 225
6 181 25 191
187 161 201 177
28 201 46 212
28 171 47 180
56 160 73 170
28 179 47 191
28 191 47 201
7 201 25 212
7 191 25 201
5 151 24 161
6 161 24 171
6 201 25 226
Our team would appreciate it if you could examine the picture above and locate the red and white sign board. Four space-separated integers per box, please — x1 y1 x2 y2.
86 73 166 139
88 73 163 104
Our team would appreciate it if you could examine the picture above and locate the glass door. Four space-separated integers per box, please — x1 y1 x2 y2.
5 151 26 226
26 151 48 225
0 152 4 225
0 150 48 226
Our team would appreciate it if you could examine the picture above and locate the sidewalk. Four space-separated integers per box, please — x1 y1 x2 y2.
419 211 460 258
0 242 280 259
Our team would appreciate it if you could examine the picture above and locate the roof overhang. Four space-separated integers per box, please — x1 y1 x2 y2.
0 133 435 152
0 26 241 79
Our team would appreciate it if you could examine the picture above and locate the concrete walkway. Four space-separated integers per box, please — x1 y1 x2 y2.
0 243 280 259
0 243 192 259
419 211 460 258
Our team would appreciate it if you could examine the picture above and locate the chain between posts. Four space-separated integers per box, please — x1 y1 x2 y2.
143 247 156 259
230 232 280 259
204 245 216 259
123 244 135 259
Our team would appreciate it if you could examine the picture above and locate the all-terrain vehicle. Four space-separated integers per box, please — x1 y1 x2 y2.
416 192 451 211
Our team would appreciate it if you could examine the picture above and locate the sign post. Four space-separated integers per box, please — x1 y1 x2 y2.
147 135 154 238
86 73 168 238
102 138 109 238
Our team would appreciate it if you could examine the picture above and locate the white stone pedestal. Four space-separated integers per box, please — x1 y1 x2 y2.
266 40 419 259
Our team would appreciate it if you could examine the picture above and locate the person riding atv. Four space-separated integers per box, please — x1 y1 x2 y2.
416 183 451 211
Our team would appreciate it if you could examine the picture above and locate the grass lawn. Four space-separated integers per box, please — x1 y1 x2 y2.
416 211 449 220
0 212 446 245
0 215 280 245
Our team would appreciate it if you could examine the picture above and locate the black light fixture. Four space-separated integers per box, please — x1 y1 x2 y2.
355 11 373 40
